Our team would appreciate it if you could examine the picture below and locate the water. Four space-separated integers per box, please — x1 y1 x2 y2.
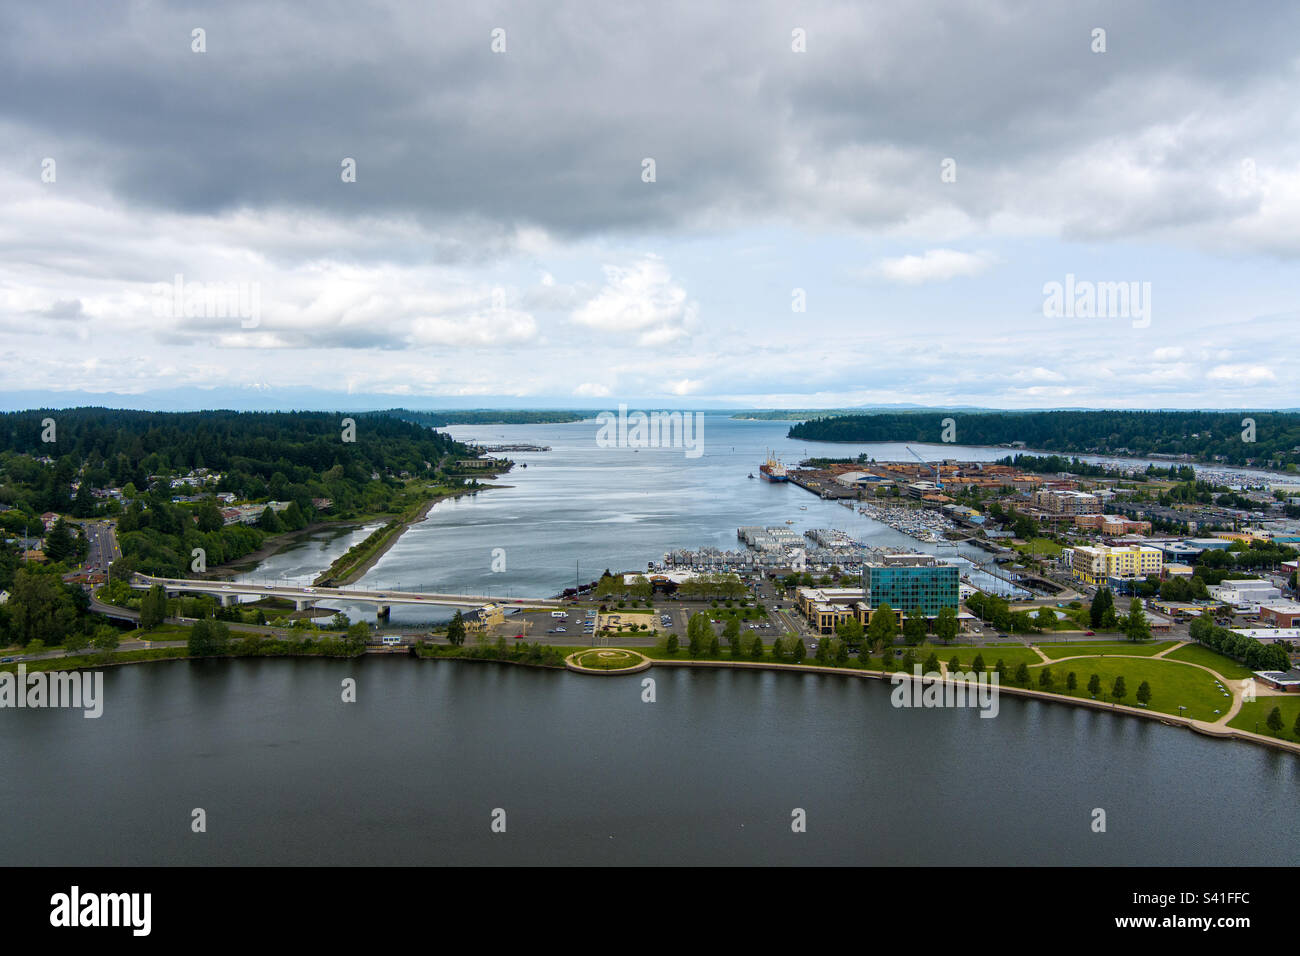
309 417 1035 624
2 657 1297 865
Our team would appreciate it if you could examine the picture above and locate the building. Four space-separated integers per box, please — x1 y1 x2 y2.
1065 544 1163 588
462 603 505 633
1207 578 1282 611
1232 628 1300 644
1253 669 1300 693
1260 603 1300 628
1033 489 1100 516
859 555 959 617
795 587 864 634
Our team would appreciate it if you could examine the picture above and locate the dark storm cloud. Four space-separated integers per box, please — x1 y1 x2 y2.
5 0 1296 245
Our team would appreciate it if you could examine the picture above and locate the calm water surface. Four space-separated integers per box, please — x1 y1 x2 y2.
3 658 1298 865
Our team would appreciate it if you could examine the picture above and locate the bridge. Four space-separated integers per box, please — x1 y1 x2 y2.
130 574 564 618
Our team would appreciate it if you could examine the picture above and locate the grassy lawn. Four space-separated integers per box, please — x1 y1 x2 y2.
1025 657 1230 719
1228 698 1300 742
1163 644 1257 681
1019 537 1063 556
924 645 1045 669
572 649 645 670
1037 641 1175 660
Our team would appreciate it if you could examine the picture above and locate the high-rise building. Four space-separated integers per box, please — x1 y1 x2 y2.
859 555 959 616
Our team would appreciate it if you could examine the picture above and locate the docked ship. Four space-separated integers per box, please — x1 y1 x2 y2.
759 451 789 482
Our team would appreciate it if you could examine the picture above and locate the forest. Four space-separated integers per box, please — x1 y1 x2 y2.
787 411 1300 468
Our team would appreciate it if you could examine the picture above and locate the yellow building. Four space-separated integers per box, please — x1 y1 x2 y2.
463 603 505 633
1067 544 1162 587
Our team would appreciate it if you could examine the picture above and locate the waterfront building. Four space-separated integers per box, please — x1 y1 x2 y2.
859 555 959 617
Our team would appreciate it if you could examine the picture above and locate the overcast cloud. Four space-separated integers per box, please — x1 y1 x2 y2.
2 0 1299 408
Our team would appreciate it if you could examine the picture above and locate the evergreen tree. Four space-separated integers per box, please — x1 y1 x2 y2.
1112 676 1127 703
1088 673 1101 697
1266 706 1284 734
1066 671 1077 691
1089 589 1114 629
1136 680 1152 706
446 610 466 647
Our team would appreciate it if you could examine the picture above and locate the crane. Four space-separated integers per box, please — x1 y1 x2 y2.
905 446 942 490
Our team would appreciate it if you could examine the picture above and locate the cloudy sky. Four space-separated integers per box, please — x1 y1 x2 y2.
2 0 1298 410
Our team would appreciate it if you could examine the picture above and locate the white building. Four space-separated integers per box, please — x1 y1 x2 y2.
1208 578 1282 611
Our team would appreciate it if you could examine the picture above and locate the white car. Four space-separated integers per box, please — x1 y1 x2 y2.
220 585 232 590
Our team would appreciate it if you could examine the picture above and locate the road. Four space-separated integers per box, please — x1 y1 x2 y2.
131 574 565 610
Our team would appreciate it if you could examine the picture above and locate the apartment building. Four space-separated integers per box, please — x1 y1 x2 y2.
1066 544 1163 588
1034 489 1101 516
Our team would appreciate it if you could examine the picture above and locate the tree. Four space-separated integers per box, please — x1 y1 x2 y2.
948 654 960 673
791 639 805 663
815 638 830 664
1123 597 1151 642
1066 671 1077 691
140 584 168 629
750 635 764 660
1035 606 1056 631
196 498 224 533
446 611 466 647
923 651 940 674
1088 673 1102 697
1038 667 1054 689
993 659 1006 681
771 636 784 661
7 568 78 646
1292 710 1300 739
91 625 120 659
835 615 864 648
688 630 703 658
867 604 897 649
1089 588 1114 628
934 606 959 644
1014 662 1030 686
971 653 985 675
665 634 679 655
256 505 283 533
1111 676 1127 703
708 635 720 657
1136 680 1152 706
834 639 849 666
63 630 90 656
1266 706 1284 735
44 519 75 563
903 608 928 646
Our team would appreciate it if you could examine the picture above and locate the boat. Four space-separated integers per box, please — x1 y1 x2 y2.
748 473 755 479
799 505 807 510
759 450 789 482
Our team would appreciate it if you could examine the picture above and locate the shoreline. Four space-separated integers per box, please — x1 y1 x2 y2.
325 482 511 587
789 439 1300 483
28 644 1300 758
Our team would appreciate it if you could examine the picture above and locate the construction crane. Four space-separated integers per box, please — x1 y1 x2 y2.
905 446 942 490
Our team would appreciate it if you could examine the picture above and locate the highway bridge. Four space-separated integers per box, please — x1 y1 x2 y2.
130 574 564 617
